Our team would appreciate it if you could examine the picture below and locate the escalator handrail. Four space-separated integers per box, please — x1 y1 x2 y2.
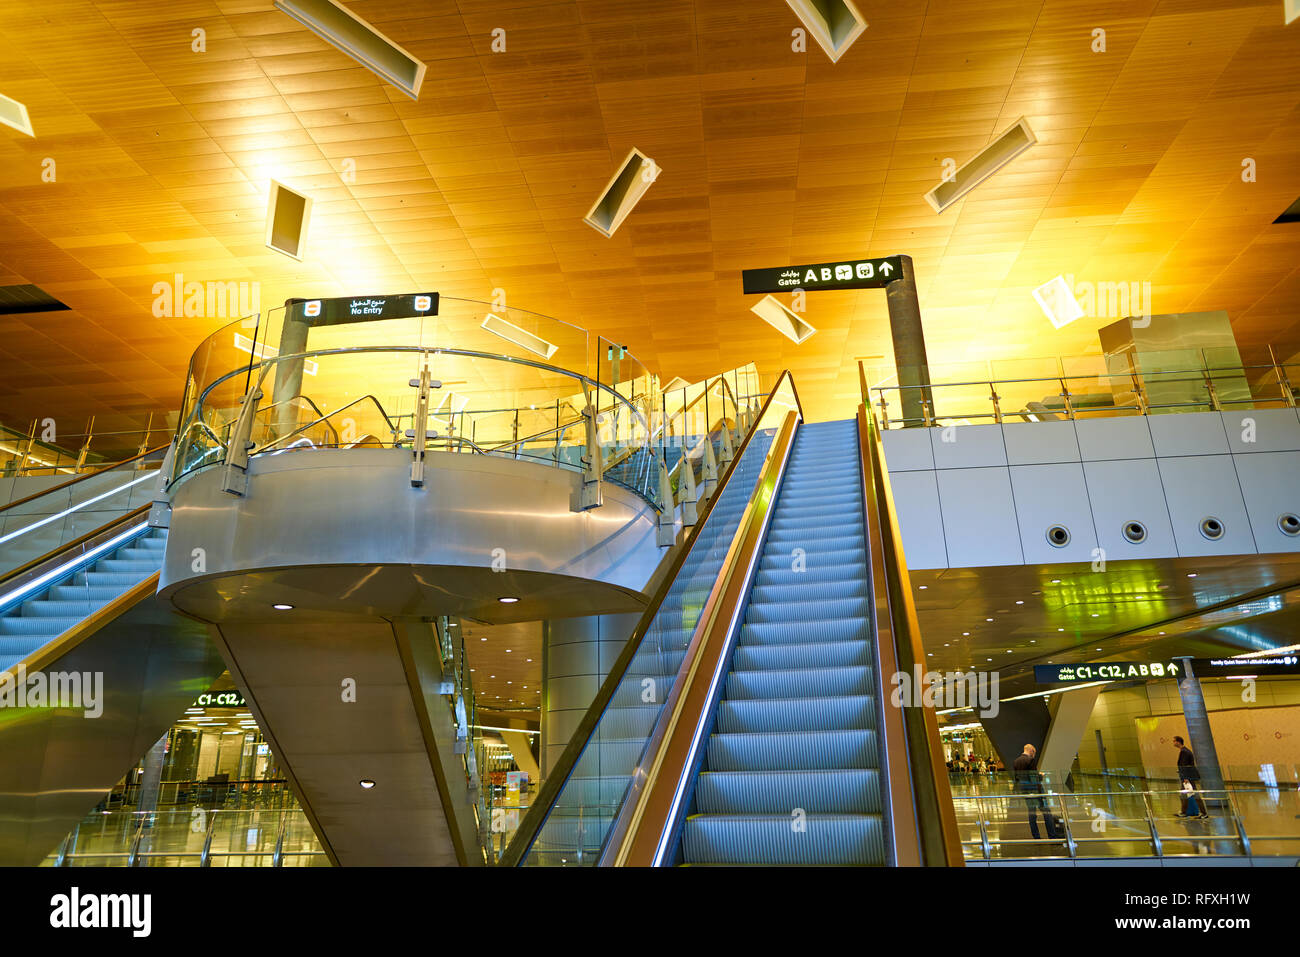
857 364 965 866
500 370 803 866
0 445 167 516
608 410 799 866
0 505 153 608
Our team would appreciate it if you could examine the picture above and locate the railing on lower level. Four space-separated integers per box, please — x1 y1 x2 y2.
950 768 1300 863
869 347 1299 429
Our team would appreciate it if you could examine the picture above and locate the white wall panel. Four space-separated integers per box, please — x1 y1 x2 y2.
1008 464 1099 564
1155 455 1255 557
935 467 1023 567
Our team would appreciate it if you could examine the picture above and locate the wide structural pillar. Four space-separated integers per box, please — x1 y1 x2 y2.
541 613 640 778
884 254 933 427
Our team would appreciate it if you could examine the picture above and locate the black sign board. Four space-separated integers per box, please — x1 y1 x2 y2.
285 293 439 326
193 691 248 708
742 256 904 294
1034 661 1185 684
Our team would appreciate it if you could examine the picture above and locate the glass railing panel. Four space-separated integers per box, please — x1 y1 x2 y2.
520 376 797 866
0 451 164 581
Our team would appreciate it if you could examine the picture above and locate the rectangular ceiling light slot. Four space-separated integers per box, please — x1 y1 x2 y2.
481 314 559 360
1273 196 1300 224
274 0 427 99
925 117 1037 214
786 0 868 63
0 284 70 315
1032 276 1085 329
1287 0 1299 26
751 295 817 345
0 93 34 137
265 180 313 261
584 148 660 238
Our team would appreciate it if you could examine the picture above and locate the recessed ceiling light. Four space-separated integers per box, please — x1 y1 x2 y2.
0 93 35 137
480 638 487 642
272 603 294 611
1159 631 1166 636
273 0 427 98
481 314 559 360
584 147 660 237
925 116 1036 214
985 618 994 622
359 779 376 789
265 179 313 260
918 585 927 590
1187 573 1198 578
962 632 970 636
1015 600 1024 605
1032 275 1085 329
785 0 868 63
498 596 520 604
1058 628 1064 632
751 295 817 345
1051 579 1062 584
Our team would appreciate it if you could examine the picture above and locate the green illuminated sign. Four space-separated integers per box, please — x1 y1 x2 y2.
1034 661 1183 684
193 691 247 708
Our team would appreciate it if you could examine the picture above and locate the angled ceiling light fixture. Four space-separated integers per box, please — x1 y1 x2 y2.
1032 275 1085 329
265 180 313 260
925 117 1037 214
0 93 34 137
786 0 868 63
1286 0 1299 26
481 313 559 360
584 148 660 237
751 295 817 345
274 0 427 99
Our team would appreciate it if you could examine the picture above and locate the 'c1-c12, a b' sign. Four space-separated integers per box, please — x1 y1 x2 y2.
742 256 904 294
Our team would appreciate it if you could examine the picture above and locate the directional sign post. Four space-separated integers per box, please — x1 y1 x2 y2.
741 253 932 427
1034 660 1186 685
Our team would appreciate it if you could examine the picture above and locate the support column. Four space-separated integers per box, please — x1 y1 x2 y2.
541 613 640 779
1038 685 1102 777
977 697 1051 770
1174 658 1227 800
273 309 311 437
884 255 933 427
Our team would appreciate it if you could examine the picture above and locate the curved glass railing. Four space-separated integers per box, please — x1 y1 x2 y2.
507 373 801 866
167 297 671 507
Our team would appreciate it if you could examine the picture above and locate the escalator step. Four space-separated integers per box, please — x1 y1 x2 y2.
748 579 867 605
681 813 885 865
738 617 870 645
753 563 867 587
694 769 881 814
725 665 873 700
743 596 869 624
706 729 878 771
732 640 872 671
716 695 875 733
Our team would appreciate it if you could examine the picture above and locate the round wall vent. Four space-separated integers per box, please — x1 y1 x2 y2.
1122 521 1147 544
1046 525 1071 548
1199 517 1225 541
1279 513 1300 537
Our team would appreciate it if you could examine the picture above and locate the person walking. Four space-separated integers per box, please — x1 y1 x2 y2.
1174 736 1207 818
1012 744 1063 842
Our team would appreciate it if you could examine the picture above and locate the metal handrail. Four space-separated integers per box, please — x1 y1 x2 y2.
500 370 803 866
858 364 965 866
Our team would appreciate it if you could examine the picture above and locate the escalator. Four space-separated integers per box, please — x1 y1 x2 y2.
0 450 224 866
506 372 962 867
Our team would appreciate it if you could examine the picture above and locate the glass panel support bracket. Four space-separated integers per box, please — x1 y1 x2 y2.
221 385 265 496
408 364 441 488
574 385 603 512
656 458 677 547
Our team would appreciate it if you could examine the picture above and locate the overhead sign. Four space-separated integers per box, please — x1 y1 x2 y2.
1035 655 1300 685
742 256 904 294
194 691 247 708
286 292 439 326
1034 661 1184 684
1192 655 1300 678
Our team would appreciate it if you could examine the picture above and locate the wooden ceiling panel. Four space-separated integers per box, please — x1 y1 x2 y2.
0 0 1296 435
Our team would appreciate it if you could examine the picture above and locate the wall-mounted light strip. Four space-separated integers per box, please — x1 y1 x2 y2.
925 117 1037 214
481 313 559 360
785 0 868 63
0 93 34 137
584 148 660 238
273 0 427 99
751 295 817 344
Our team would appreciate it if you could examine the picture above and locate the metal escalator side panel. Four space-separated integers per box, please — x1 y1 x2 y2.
504 372 802 866
610 410 799 867
0 572 225 866
856 405 964 867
